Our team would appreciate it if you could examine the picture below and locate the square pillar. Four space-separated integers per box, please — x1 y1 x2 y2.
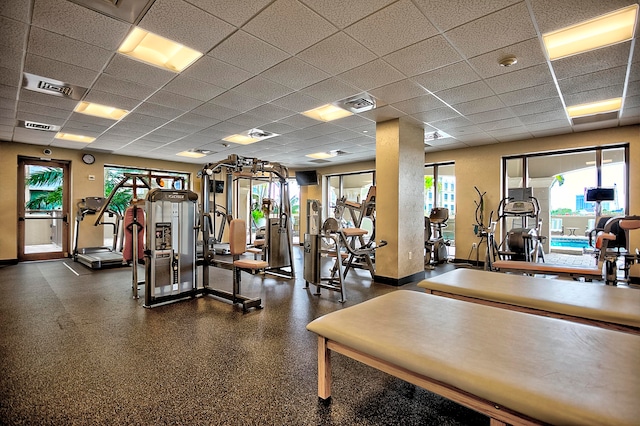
374 119 425 285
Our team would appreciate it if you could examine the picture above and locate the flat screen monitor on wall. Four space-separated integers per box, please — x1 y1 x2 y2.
295 170 318 186
585 187 615 202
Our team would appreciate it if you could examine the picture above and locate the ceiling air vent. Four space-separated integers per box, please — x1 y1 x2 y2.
571 111 619 125
18 120 61 132
333 150 349 156
23 73 87 100
339 94 377 113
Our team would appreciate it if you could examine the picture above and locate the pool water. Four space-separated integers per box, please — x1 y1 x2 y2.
550 237 591 249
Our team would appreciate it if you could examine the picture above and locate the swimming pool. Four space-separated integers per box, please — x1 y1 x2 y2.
549 237 591 249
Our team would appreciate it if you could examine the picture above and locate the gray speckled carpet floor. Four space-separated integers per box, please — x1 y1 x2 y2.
0 249 487 425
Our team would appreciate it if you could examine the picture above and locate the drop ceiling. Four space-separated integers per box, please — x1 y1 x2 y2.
0 0 638 168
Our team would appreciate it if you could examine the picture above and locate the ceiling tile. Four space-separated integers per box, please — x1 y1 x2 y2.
27 27 112 72
18 96 75 117
271 92 323 113
338 59 405 91
163 76 226 102
24 54 99 88
243 0 337 55
297 32 376 76
300 77 361 103
558 66 628 97
485 63 554 95
132 102 184 120
104 55 176 88
412 62 481 93
92 74 156 102
551 42 632 80
185 0 272 27
0 0 31 22
0 16 27 65
301 0 397 29
231 76 294 102
498 83 560 107
210 91 265 113
383 35 463 77
518 110 567 125
564 85 626 107
18 89 78 112
370 80 429 104
146 90 203 111
260 57 330 91
246 103 296 122
182 56 252 89
445 2 536 58
139 0 235 53
468 38 547 79
466 108 516 124
413 0 520 31
0 66 21 87
119 112 168 129
453 96 506 115
277 113 322 129
173 113 221 131
392 94 449 115
209 30 290 74
510 98 564 116
345 0 438 56
32 0 130 50
477 117 523 132
226 112 269 128
435 81 494 104
411 107 461 124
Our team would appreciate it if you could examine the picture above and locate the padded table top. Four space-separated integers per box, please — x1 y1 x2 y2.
418 268 640 328
307 290 640 426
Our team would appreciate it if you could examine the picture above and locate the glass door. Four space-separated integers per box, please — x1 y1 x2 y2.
17 157 70 261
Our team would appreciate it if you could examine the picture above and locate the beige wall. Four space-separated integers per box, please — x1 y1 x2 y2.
0 142 201 261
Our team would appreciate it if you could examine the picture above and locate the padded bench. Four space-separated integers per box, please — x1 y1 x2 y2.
306 291 640 426
492 259 602 281
418 268 640 335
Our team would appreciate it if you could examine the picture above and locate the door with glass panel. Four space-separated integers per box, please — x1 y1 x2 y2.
17 157 70 261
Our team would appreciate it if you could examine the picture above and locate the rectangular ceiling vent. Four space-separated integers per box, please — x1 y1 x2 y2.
571 111 619 125
248 129 277 139
334 150 349 156
23 73 87 100
18 120 61 132
339 94 377 113
69 0 153 23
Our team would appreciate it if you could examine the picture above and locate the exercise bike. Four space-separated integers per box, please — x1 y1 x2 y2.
425 207 450 268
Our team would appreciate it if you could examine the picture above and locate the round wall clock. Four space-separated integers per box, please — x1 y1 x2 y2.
82 153 95 164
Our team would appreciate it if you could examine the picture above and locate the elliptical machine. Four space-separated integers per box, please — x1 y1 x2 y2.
495 192 543 263
425 207 450 268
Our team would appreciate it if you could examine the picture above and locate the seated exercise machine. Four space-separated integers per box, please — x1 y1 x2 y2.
73 196 125 269
590 215 640 285
424 207 450 268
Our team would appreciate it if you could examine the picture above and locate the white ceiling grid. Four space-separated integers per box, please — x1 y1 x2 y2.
0 0 638 167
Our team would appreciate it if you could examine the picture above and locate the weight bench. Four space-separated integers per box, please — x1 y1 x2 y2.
492 259 602 281
418 268 640 335
306 291 639 426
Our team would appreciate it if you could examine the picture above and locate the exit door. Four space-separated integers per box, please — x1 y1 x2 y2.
17 157 70 261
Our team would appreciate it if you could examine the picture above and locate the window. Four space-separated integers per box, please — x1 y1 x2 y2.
325 171 375 235
425 162 455 247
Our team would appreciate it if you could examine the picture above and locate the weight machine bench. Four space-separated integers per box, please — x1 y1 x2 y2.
307 291 640 426
418 268 640 335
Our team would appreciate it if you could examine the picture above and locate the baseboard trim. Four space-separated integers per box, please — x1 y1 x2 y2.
0 259 19 266
374 271 425 286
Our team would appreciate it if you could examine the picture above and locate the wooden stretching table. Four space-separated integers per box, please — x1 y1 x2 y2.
418 268 640 335
307 291 640 426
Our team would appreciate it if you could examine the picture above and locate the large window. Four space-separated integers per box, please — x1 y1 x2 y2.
425 162 455 244
326 171 375 235
503 145 629 256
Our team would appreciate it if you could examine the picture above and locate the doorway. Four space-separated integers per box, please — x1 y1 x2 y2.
17 157 70 261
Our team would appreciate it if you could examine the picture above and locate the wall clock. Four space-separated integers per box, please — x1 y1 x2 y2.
82 153 95 165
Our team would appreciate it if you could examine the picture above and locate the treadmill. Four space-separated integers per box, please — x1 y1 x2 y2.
73 197 125 269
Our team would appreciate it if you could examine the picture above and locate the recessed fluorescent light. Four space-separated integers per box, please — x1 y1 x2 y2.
223 134 262 145
118 27 203 72
55 132 95 143
177 150 207 158
306 151 337 160
302 104 353 122
223 128 279 145
586 159 612 165
566 98 622 118
543 4 638 60
74 101 129 120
